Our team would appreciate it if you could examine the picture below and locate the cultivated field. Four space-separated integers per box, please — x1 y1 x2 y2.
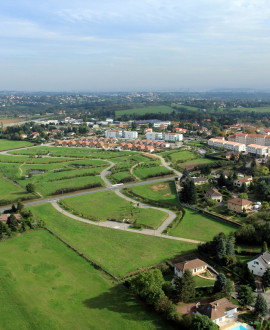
160 150 199 163
0 230 168 329
179 158 214 170
169 208 237 242
30 204 197 277
61 191 167 229
231 106 270 113
0 139 33 151
133 165 173 180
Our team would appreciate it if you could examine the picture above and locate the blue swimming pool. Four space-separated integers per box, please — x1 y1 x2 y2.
232 326 248 330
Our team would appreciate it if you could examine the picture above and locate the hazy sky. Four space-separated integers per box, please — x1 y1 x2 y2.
1 0 270 91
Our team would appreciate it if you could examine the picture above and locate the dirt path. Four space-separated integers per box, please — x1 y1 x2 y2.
129 162 142 181
52 201 202 244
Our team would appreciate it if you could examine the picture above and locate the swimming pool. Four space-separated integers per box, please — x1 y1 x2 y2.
232 326 249 330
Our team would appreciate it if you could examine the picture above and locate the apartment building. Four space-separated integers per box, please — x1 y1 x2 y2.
123 131 138 139
164 133 183 142
105 130 123 138
145 132 163 141
247 144 269 156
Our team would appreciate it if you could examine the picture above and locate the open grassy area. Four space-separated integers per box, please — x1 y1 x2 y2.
194 276 215 287
0 139 33 151
62 191 167 229
116 105 175 116
180 158 214 170
231 106 270 113
0 176 35 204
170 208 237 242
30 203 197 276
128 181 179 206
160 150 199 163
133 165 173 180
0 230 168 330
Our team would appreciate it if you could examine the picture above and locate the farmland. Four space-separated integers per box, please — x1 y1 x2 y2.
0 176 35 204
160 150 199 163
133 164 173 180
0 230 168 329
30 203 197 277
0 139 33 151
169 208 237 242
61 191 167 229
231 106 270 113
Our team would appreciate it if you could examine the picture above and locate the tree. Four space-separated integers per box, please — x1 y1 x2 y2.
218 172 226 187
262 202 269 211
224 279 235 298
214 273 227 293
240 182 247 193
191 314 218 330
16 201 24 212
239 193 248 200
237 285 255 307
6 214 18 231
26 183 35 193
175 270 195 302
254 293 268 318
262 241 269 253
179 179 197 205
263 268 270 288
130 269 165 305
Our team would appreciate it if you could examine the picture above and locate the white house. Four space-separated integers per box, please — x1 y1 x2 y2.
247 251 270 276
197 298 238 327
123 131 138 139
164 133 183 142
174 259 208 277
145 132 163 141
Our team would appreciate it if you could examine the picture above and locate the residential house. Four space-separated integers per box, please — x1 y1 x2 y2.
174 259 208 278
227 198 253 213
205 188 223 202
247 251 270 276
233 177 252 188
192 176 208 185
0 213 21 223
196 298 238 327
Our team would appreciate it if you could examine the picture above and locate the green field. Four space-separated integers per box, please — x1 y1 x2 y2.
180 158 214 170
0 139 33 151
128 181 179 206
0 176 35 204
116 105 175 116
0 230 168 329
160 150 199 163
133 165 173 180
231 106 270 113
30 204 197 276
110 171 134 184
170 208 237 242
194 276 215 287
62 191 167 229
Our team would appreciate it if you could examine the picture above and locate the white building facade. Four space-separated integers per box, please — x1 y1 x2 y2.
164 133 183 142
123 131 138 139
146 132 163 141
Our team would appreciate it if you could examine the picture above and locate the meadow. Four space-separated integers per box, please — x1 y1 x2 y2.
127 181 179 206
61 191 167 229
0 139 33 151
0 230 168 329
0 176 35 204
126 182 236 241
231 106 270 113
160 150 199 163
133 165 173 180
169 208 237 242
30 203 197 277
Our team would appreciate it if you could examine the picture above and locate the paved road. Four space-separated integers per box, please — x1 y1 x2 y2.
52 201 202 244
100 161 115 187
147 153 182 177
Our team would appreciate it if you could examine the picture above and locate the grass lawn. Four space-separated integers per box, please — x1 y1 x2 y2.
0 139 33 151
160 150 198 163
170 208 237 242
128 181 179 206
29 204 197 276
0 176 34 203
0 230 168 330
62 191 167 228
116 105 174 116
194 276 215 287
110 171 134 183
133 165 173 180
231 106 270 113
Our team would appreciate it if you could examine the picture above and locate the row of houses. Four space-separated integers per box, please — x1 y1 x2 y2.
228 133 270 146
208 138 269 156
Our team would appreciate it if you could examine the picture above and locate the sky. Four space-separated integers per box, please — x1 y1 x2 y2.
1 0 270 91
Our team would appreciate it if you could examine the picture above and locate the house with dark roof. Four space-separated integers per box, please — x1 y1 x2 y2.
196 298 238 327
191 176 208 185
205 188 223 202
247 251 270 276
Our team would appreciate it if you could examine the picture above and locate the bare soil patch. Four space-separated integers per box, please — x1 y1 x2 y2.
151 183 169 192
